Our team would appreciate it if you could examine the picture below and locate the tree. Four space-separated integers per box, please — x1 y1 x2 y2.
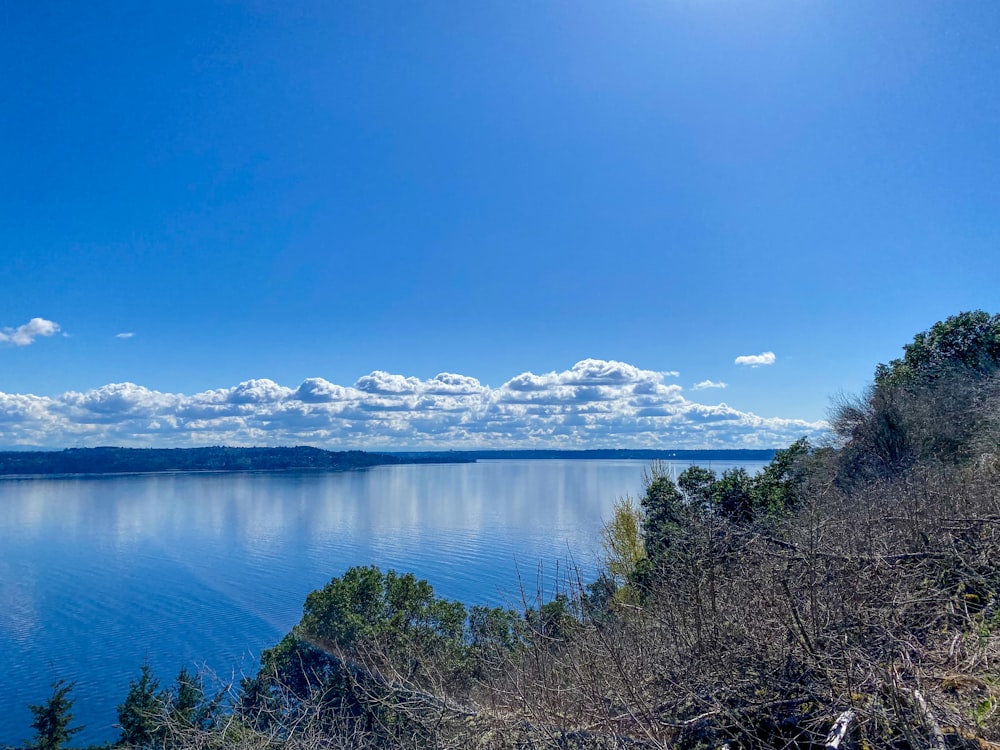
467 604 521 656
244 566 483 748
297 566 468 683
26 679 83 750
162 667 218 732
599 495 645 586
875 310 1000 388
117 662 165 748
711 467 755 522
677 465 716 509
639 471 685 566
628 467 692 595
252 566 473 709
750 437 810 516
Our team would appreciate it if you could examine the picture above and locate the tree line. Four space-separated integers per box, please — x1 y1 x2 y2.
0 446 472 476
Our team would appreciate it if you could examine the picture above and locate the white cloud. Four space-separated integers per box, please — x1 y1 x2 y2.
355 371 423 395
0 318 61 347
292 378 358 404
227 379 294 404
115 332 135 339
0 359 829 449
693 380 728 390
734 351 776 367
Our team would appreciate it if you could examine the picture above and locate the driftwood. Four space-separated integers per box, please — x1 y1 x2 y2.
824 709 855 750
912 689 947 750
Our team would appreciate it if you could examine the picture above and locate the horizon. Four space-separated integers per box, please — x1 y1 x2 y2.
0 444 780 455
3 3 998 449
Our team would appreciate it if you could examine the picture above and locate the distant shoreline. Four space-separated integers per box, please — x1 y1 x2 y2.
0 446 776 478
388 448 776 462
0 446 471 478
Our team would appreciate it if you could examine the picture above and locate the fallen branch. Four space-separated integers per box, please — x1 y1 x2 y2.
824 709 855 750
913 689 946 750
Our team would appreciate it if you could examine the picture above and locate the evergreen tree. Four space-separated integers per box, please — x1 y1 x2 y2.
639 473 684 565
117 663 164 748
26 679 83 750
163 666 218 732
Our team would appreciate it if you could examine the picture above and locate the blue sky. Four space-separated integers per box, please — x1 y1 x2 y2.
1 2 998 449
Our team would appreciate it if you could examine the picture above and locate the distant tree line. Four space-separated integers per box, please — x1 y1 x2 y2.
0 447 777 477
0 446 472 476
392 449 778 462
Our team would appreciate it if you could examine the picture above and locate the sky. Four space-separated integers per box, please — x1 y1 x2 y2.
1 1 998 450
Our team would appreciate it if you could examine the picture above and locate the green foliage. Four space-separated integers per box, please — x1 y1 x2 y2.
626 443 810 594
117 663 164 748
251 566 479 702
167 668 200 729
875 310 1000 388
711 437 813 522
26 680 84 750
599 495 645 589
242 566 530 747
639 472 685 567
297 565 468 687
161 667 218 734
631 469 696 596
752 438 809 515
710 467 755 522
677 465 716 508
525 593 579 641
467 604 522 658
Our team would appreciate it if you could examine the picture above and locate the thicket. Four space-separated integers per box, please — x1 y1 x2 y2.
14 311 1000 749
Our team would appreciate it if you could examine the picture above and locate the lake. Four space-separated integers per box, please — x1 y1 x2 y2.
0 458 765 745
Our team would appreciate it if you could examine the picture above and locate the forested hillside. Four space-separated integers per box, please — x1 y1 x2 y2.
0 446 471 475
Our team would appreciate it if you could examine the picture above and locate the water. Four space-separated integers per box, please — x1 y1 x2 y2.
0 458 765 745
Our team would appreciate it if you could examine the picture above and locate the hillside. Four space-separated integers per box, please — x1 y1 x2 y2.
0 445 472 476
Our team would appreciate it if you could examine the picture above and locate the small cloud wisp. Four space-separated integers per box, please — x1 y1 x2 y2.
693 380 728 390
734 351 776 367
0 318 61 347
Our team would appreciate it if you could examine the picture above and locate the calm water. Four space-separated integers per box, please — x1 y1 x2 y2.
0 458 765 745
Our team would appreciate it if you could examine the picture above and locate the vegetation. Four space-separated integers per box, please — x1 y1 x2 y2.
113 664 220 749
0 447 771 477
831 310 1000 480
25 681 83 750
14 311 1000 748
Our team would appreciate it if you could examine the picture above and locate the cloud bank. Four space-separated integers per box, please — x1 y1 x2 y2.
735 351 776 367
0 359 828 450
0 318 61 347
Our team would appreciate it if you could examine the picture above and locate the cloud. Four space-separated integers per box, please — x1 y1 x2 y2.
115 332 135 339
734 351 776 367
692 380 728 390
292 378 357 404
227 379 294 404
0 359 829 450
0 318 61 347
